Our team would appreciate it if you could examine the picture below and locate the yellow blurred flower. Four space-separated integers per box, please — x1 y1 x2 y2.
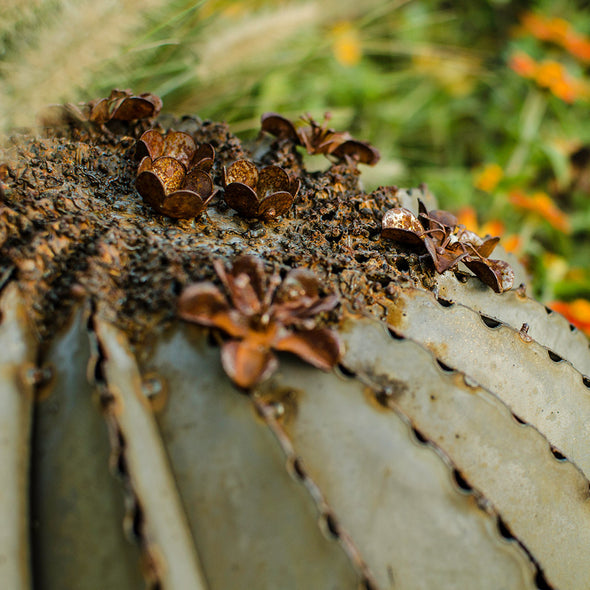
509 190 571 233
331 22 361 67
549 299 590 335
474 163 504 192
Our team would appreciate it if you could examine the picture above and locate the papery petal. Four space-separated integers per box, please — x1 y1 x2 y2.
223 183 259 218
111 97 158 121
331 139 380 165
159 190 207 219
261 112 300 143
191 143 215 171
425 209 458 228
224 160 258 188
184 169 213 198
178 282 250 338
151 157 186 194
135 169 166 211
163 132 196 169
136 130 164 161
257 165 291 196
258 192 293 220
381 208 425 245
464 258 514 293
275 328 343 371
221 340 278 389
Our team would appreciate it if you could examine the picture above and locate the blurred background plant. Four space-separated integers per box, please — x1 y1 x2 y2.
2 0 590 335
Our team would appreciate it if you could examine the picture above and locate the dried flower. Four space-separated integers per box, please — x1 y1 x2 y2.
86 89 162 125
223 159 300 221
178 255 343 389
381 202 514 293
260 112 380 165
135 129 215 219
42 89 162 127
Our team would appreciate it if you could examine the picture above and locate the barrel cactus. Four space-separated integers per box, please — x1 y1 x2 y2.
1 103 589 590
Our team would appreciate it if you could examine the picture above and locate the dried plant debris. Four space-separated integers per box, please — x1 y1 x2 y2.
261 112 380 166
135 130 215 219
381 201 514 293
178 255 342 389
40 89 162 129
222 159 299 221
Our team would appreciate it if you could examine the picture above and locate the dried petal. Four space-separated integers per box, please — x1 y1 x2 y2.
257 165 291 196
162 132 196 169
424 209 459 229
88 98 111 125
135 170 166 211
225 160 258 188
261 112 300 142
184 169 213 198
221 340 278 389
178 282 249 337
464 258 515 293
192 143 215 171
472 235 500 258
258 192 294 220
331 139 381 166
381 208 425 245
158 190 208 219
111 97 159 121
223 183 259 218
136 129 164 161
215 256 266 317
151 157 185 193
275 328 343 371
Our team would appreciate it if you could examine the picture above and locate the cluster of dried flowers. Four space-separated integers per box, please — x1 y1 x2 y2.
381 202 514 293
134 129 215 218
178 256 343 389
261 112 380 166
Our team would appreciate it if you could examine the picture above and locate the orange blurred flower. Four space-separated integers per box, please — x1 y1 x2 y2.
508 51 537 78
519 12 590 63
509 190 571 233
549 299 590 335
331 22 362 67
474 163 504 192
509 51 588 102
520 13 571 45
564 34 590 62
456 207 522 255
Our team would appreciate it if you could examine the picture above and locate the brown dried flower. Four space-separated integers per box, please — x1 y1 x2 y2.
178 255 343 389
223 160 300 221
381 201 514 293
261 112 380 166
135 129 215 219
41 89 162 127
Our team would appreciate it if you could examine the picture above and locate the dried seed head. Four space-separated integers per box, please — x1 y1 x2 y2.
223 160 298 221
134 130 215 219
260 112 380 165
